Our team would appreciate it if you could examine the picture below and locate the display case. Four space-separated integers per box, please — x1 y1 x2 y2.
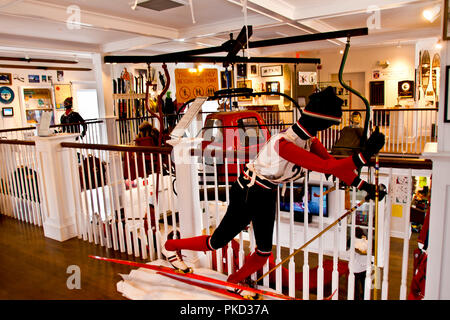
20 86 55 126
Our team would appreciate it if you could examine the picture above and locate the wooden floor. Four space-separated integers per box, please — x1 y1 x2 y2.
0 215 147 300
0 214 418 300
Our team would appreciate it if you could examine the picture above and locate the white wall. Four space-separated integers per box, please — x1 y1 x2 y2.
300 44 416 109
0 63 96 129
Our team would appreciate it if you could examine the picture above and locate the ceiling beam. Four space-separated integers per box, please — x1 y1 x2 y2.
1 0 179 40
101 36 168 54
226 0 345 46
248 0 436 22
103 55 320 65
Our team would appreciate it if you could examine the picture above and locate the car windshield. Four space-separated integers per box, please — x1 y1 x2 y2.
202 118 223 142
237 117 266 147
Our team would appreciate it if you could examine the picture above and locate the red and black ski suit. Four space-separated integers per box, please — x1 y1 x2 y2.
165 122 372 285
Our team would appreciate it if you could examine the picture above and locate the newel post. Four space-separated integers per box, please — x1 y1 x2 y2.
31 133 79 241
168 137 207 268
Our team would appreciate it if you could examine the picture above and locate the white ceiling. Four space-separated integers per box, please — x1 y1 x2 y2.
0 0 442 60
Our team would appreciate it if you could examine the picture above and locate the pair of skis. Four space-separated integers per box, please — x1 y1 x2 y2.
89 255 295 300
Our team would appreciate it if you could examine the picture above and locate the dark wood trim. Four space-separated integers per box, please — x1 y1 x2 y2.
192 148 433 170
61 142 173 154
0 139 35 146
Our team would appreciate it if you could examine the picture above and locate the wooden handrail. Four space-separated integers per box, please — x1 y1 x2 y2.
191 147 433 170
61 142 173 154
0 139 35 146
0 119 103 134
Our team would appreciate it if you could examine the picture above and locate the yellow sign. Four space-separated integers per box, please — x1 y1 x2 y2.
53 84 72 110
174 68 218 103
392 204 403 218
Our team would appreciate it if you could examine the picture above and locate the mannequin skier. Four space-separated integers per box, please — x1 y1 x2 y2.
162 86 386 298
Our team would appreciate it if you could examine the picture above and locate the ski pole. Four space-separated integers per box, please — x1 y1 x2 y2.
373 154 380 300
256 199 367 283
313 185 336 198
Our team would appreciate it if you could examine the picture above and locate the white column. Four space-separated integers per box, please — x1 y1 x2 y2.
103 116 118 145
168 137 208 268
423 151 450 300
31 133 79 241
92 53 114 118
423 34 450 299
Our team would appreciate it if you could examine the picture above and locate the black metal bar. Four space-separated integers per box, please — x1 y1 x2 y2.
227 25 253 58
103 27 367 65
104 55 319 64
248 27 369 49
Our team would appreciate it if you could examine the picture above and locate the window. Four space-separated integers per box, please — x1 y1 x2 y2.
236 117 266 147
203 118 223 143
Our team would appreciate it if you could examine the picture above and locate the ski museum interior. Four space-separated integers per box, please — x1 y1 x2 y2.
1 0 450 304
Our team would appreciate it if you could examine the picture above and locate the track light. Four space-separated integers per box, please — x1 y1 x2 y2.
423 5 440 23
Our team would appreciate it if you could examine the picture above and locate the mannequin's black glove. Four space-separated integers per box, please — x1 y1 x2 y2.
360 183 387 201
353 127 385 167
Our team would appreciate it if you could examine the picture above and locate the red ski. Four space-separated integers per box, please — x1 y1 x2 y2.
156 272 248 300
89 255 296 300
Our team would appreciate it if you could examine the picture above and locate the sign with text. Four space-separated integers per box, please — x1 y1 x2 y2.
175 68 218 103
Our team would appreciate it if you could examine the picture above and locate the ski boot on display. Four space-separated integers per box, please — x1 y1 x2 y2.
227 279 262 300
161 234 193 274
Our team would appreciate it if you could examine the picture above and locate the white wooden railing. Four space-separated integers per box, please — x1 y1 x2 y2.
0 139 43 226
0 119 107 145
319 108 438 155
0 129 433 300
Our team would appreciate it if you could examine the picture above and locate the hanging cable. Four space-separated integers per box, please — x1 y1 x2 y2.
189 0 196 24
241 0 250 59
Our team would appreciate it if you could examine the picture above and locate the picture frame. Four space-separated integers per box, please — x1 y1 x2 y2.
2 107 14 117
444 66 450 122
237 79 252 101
266 81 280 93
220 70 234 89
237 63 247 77
444 0 450 40
0 72 12 85
249 64 259 76
28 75 40 83
260 65 283 77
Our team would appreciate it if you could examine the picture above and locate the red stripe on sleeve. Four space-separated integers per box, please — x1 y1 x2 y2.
275 137 358 185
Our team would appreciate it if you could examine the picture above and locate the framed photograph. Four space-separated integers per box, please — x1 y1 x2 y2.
298 71 317 85
237 79 252 101
444 0 450 40
266 81 280 93
28 75 40 83
0 72 12 85
220 70 234 89
2 107 14 117
260 65 283 77
237 63 247 77
444 66 450 122
249 64 259 76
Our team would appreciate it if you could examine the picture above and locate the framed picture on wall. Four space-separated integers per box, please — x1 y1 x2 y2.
445 66 450 122
0 73 12 85
260 65 283 77
237 80 252 101
266 81 280 93
249 64 259 76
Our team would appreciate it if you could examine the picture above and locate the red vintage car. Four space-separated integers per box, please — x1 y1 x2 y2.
200 110 271 184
